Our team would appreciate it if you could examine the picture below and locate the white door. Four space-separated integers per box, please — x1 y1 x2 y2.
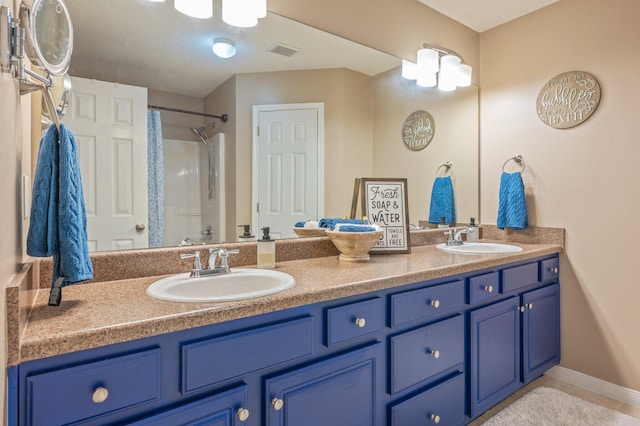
63 77 148 251
252 104 324 239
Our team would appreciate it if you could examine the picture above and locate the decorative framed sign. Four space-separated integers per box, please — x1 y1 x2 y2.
361 178 410 254
402 110 435 151
536 71 601 129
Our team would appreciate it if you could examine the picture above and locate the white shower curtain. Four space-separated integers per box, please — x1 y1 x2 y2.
147 110 165 248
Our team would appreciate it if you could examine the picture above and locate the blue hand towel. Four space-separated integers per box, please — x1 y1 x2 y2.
497 172 528 230
294 221 307 228
27 124 93 293
319 218 367 230
336 225 378 232
428 176 456 225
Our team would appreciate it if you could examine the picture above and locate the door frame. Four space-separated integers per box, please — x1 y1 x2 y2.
251 103 325 235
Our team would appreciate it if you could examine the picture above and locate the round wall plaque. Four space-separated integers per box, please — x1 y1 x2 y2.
536 71 601 129
402 110 435 151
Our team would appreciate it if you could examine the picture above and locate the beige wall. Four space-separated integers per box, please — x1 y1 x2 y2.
480 0 640 391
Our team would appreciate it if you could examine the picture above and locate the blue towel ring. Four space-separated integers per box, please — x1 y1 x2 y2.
435 161 453 177
502 155 526 173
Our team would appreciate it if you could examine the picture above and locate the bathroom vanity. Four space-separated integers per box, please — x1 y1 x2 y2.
9 243 561 425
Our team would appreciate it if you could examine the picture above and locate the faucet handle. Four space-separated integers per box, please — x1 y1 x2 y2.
180 251 202 277
444 229 454 244
218 248 239 268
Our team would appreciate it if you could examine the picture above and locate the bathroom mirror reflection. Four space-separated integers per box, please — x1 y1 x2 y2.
58 0 478 251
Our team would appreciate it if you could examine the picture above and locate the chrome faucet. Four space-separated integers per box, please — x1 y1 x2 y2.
444 227 475 246
203 247 240 275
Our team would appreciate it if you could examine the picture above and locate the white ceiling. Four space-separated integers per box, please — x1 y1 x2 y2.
417 0 560 32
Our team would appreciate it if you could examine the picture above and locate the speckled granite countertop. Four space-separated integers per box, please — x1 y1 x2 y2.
18 240 561 364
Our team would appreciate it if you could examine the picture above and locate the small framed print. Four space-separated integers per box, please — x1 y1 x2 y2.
361 178 410 254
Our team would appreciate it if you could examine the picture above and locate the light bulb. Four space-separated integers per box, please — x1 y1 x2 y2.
417 48 439 74
438 54 461 91
175 0 212 19
458 64 472 87
417 72 437 88
402 60 418 80
222 0 258 27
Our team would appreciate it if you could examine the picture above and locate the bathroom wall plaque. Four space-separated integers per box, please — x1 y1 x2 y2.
402 110 435 150
361 178 410 254
536 71 601 129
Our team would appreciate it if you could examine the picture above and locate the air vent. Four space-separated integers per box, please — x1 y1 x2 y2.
267 43 300 57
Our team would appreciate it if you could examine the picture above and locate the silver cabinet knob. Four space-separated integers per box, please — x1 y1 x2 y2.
549 267 559 273
91 387 109 404
519 306 525 313
430 299 440 308
272 398 284 411
237 408 250 421
484 285 494 293
135 223 146 232
528 303 534 310
431 414 441 424
429 350 440 359
355 318 366 328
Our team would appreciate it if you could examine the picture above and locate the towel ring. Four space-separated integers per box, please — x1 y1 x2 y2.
502 155 526 173
435 161 453 177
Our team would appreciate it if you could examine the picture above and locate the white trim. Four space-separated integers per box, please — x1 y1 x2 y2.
251 103 325 233
545 366 640 408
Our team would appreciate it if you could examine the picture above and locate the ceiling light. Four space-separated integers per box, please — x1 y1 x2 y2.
402 45 472 92
174 0 212 19
222 0 267 28
212 38 236 59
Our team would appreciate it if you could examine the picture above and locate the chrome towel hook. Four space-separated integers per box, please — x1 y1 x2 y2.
502 155 526 173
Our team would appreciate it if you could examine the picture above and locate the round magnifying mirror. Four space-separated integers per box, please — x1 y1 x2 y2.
25 0 73 76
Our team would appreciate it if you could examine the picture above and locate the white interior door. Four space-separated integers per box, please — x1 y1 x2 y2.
63 77 148 251
252 104 324 239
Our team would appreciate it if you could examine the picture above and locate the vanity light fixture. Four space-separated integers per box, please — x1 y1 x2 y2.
402 45 472 91
174 0 212 19
212 38 236 58
222 0 267 28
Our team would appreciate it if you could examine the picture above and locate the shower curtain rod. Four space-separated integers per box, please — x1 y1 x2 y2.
147 104 228 123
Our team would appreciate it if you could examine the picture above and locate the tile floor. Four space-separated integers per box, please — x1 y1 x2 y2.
469 375 640 425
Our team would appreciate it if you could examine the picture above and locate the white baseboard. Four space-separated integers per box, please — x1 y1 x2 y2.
545 366 640 408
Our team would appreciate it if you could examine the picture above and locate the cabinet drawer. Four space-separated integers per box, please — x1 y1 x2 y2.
468 271 499 304
129 385 249 425
390 373 465 426
390 315 464 394
540 258 560 282
26 348 161 426
182 316 313 394
326 298 384 346
501 262 539 293
391 280 465 326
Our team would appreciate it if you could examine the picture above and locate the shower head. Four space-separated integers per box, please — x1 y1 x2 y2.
189 122 217 143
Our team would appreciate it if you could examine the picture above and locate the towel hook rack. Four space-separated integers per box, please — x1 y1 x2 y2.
435 161 453 177
502 155 526 173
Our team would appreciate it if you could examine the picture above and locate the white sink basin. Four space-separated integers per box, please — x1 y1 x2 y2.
147 269 295 302
436 242 523 254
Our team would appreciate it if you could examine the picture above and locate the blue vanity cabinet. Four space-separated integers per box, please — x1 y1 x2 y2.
469 259 561 419
265 343 384 426
13 253 561 426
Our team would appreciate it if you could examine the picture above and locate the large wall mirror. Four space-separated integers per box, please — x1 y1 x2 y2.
60 0 478 251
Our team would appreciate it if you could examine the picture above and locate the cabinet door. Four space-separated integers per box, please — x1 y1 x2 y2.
128 385 249 426
469 297 521 419
522 284 560 384
265 343 382 426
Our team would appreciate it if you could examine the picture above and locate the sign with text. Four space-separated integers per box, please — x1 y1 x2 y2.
536 71 601 129
361 178 410 254
402 110 435 151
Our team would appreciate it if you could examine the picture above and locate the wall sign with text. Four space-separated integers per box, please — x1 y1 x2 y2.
402 110 435 151
536 71 601 129
361 178 410 254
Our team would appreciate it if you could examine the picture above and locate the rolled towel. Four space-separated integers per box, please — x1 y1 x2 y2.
319 218 368 230
294 221 307 228
497 172 528 230
428 176 456 225
334 223 381 232
303 220 320 229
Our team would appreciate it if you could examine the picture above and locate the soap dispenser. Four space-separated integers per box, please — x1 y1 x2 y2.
467 217 479 242
257 227 276 269
238 224 255 242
